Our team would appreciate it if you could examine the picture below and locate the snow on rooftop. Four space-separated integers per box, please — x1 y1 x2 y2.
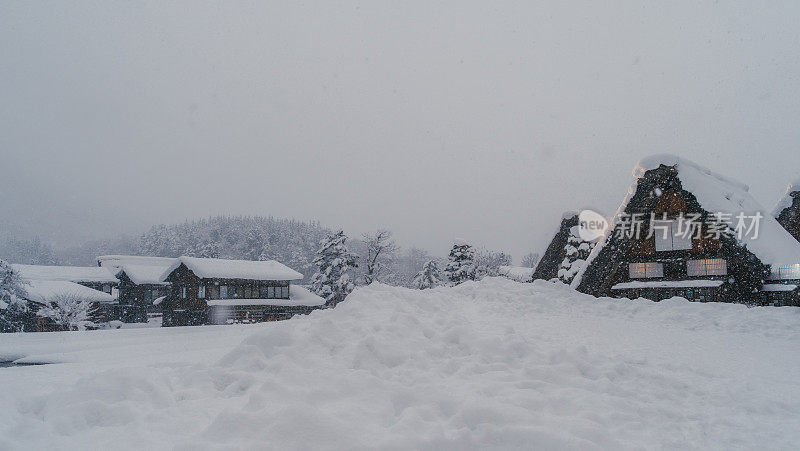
206 285 325 307
23 280 117 304
117 264 171 285
161 256 304 282
572 155 800 289
11 264 118 284
97 255 177 270
497 266 535 282
761 284 798 292
771 179 800 218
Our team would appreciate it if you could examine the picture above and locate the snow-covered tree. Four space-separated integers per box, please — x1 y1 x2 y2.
557 226 595 284
360 229 399 285
311 231 358 306
445 242 476 286
474 248 512 279
521 252 540 268
36 292 98 331
413 260 442 289
0 259 32 333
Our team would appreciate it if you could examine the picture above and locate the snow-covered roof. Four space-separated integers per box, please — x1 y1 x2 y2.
117 265 171 285
160 256 304 282
11 264 118 284
23 280 117 304
497 266 535 282
97 255 177 270
572 154 800 289
611 280 725 290
206 286 325 307
771 178 800 218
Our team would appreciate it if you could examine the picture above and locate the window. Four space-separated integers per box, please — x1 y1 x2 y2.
103 284 111 293
686 259 727 276
629 262 664 278
653 220 693 251
267 286 275 298
198 285 206 299
260 285 269 298
281 286 289 298
220 285 228 299
209 285 220 300
180 287 187 299
771 264 800 280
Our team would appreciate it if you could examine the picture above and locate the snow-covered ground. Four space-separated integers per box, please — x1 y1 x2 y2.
1 278 799 450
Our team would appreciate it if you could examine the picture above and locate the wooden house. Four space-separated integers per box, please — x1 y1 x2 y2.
572 155 800 306
532 212 579 281
98 255 176 323
114 265 171 323
158 256 323 327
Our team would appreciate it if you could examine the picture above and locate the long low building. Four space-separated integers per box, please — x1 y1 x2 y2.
158 256 324 327
11 263 118 294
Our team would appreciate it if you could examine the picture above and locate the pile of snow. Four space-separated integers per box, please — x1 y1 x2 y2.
206 285 326 307
497 265 535 282
11 264 118 284
23 280 117 304
1 278 799 449
160 256 303 282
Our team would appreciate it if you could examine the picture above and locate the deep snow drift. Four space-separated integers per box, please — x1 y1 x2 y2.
1 278 799 450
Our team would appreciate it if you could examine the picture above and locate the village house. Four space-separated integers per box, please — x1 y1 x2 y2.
158 256 324 326
98 255 175 323
571 155 800 306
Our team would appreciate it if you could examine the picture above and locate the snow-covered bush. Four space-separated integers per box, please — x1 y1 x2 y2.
413 260 442 289
557 226 595 284
36 292 98 331
310 230 358 306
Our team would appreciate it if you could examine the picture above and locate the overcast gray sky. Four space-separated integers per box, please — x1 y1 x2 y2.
2 1 800 260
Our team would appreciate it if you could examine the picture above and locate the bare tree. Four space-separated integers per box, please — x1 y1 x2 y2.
521 252 540 268
361 229 399 285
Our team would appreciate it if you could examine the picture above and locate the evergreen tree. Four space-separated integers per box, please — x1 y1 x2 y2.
0 259 33 333
445 242 476 286
413 260 442 289
311 231 358 306
557 226 595 284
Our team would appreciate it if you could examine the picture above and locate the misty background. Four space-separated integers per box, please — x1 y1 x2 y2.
2 1 800 263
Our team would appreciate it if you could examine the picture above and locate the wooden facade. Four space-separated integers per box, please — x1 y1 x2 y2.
114 270 168 323
160 262 311 327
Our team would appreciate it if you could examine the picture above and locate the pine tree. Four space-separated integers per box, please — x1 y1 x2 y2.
445 242 476 286
413 260 442 289
311 231 358 306
557 226 594 284
0 259 33 333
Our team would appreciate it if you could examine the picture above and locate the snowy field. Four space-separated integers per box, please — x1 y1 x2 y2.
1 278 799 450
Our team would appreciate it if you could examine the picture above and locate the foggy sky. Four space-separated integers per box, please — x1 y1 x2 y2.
2 1 800 261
